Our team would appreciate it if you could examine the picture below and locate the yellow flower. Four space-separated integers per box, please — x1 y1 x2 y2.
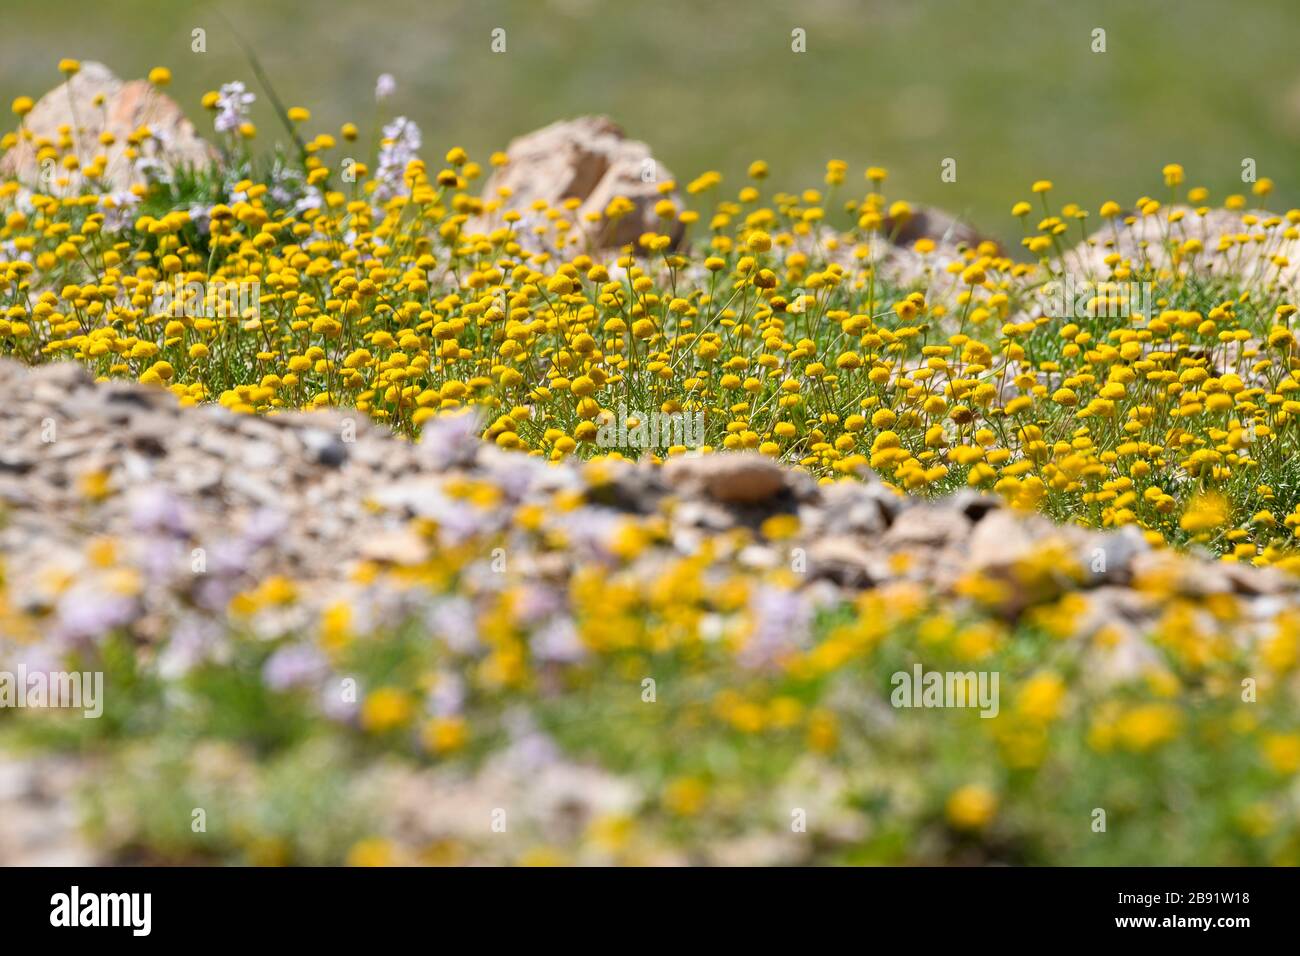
148 67 172 87
518 847 568 867
1016 672 1066 722
361 687 414 733
1261 733 1300 774
422 716 469 754
806 708 838 752
78 469 112 501
1179 493 1229 534
760 513 800 540
1116 703 1181 752
346 838 395 867
663 777 708 816
946 784 997 830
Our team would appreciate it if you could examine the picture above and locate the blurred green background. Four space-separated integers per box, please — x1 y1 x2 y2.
3 0 1299 242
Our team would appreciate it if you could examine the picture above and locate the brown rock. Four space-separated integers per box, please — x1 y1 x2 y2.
470 116 683 252
662 453 787 505
1 61 215 191
884 204 992 251
806 536 879 588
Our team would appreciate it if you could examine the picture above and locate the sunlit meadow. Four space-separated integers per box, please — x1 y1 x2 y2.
2 56 1300 866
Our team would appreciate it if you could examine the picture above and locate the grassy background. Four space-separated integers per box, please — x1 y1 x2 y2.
3 0 1300 242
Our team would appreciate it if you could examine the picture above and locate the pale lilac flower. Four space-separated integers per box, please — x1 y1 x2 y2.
205 539 254 578
739 588 812 669
375 73 396 102
480 451 550 500
54 586 136 643
9 643 61 676
214 81 255 134
498 710 560 772
129 486 191 537
243 508 289 549
263 644 328 691
428 671 466 717
101 190 141 232
322 683 359 723
552 507 625 562
531 616 585 663
195 576 239 612
141 539 187 582
292 189 323 215
427 597 479 654
373 117 421 201
517 584 564 620
416 410 482 471
187 202 212 236
157 618 225 680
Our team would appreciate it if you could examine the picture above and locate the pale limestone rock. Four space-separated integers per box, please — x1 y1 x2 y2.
1 61 215 191
470 115 683 252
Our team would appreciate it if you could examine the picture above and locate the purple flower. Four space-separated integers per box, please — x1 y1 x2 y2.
141 539 187 582
517 584 564 619
205 540 253 578
129 486 190 537
53 586 136 643
427 671 466 717
498 709 560 772
417 410 482 471
530 616 586 663
262 644 328 691
739 587 812 669
157 618 225 679
427 597 478 654
375 73 396 102
480 451 550 501
214 81 255 134
373 117 421 201
321 681 359 723
243 509 289 550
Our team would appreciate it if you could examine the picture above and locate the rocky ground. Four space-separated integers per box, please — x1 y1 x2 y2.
3 359 1299 864
4 356 1295 653
3 69 1299 861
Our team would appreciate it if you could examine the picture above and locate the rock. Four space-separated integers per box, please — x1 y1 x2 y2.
470 116 684 252
811 481 896 535
1056 205 1300 291
885 204 992 250
358 528 430 566
965 508 1046 572
1 61 215 191
0 753 98 865
807 536 879 588
662 452 787 505
946 489 1002 524
1082 525 1149 586
883 505 971 549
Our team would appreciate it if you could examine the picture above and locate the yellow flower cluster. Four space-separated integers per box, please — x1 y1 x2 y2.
6 65 1300 565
